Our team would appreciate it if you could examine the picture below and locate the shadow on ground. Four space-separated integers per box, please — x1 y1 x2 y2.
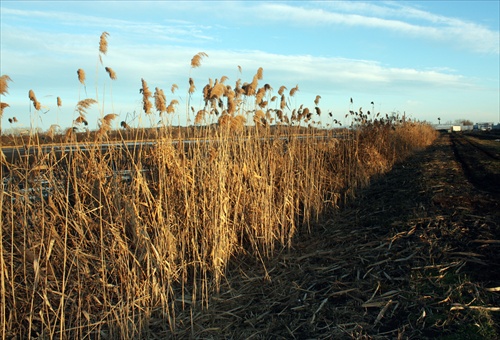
162 133 500 339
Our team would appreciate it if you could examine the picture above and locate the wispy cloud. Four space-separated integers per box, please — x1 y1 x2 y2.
256 2 499 54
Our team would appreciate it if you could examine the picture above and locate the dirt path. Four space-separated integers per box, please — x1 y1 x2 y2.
170 133 500 339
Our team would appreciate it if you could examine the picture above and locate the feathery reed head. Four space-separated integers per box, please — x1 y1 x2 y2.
194 109 205 125
74 115 88 125
99 31 110 55
191 52 208 68
102 113 118 125
77 69 86 85
171 84 178 94
154 87 167 114
166 99 178 114
256 67 264 80
141 78 153 114
105 67 117 80
188 78 196 94
57 96 62 107
290 85 299 97
0 102 9 116
0 75 12 95
28 89 41 110
75 98 97 117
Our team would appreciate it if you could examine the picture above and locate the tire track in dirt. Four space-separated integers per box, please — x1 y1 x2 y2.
450 132 500 195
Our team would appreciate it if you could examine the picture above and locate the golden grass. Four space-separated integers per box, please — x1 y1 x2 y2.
0 32 441 338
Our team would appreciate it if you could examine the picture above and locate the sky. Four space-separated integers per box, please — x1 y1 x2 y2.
0 0 499 132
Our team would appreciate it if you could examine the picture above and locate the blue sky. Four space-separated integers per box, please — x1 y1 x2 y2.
1 0 499 131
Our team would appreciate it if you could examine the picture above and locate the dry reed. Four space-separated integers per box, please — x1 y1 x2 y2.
105 66 117 80
0 102 9 116
75 98 97 117
154 87 167 114
0 35 442 338
0 74 12 95
191 52 208 68
99 31 110 55
141 78 153 114
77 68 86 85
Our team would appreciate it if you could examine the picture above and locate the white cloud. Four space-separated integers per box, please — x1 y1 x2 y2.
256 2 499 54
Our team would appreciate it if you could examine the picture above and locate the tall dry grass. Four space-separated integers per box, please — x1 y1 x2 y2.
0 32 439 338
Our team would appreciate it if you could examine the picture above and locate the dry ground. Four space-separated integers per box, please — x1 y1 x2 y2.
165 132 500 339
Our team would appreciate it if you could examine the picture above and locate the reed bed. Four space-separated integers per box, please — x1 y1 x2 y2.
0 32 439 338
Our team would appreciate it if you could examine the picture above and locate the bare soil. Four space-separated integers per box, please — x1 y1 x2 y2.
167 132 500 339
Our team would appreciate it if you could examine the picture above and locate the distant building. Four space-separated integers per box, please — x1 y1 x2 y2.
474 122 494 130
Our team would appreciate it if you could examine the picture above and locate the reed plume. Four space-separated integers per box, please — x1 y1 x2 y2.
171 84 178 94
191 52 208 68
120 121 130 129
280 94 286 110
256 67 264 80
64 127 74 141
141 78 153 114
77 69 86 85
314 95 321 106
166 99 178 114
0 74 12 95
253 109 265 126
290 85 299 97
75 98 97 117
74 115 88 125
57 97 62 107
278 85 287 96
28 89 41 110
210 82 226 100
229 114 246 132
188 78 196 94
99 31 110 55
105 67 117 80
102 113 118 125
0 102 9 116
154 87 167 114
194 109 205 125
